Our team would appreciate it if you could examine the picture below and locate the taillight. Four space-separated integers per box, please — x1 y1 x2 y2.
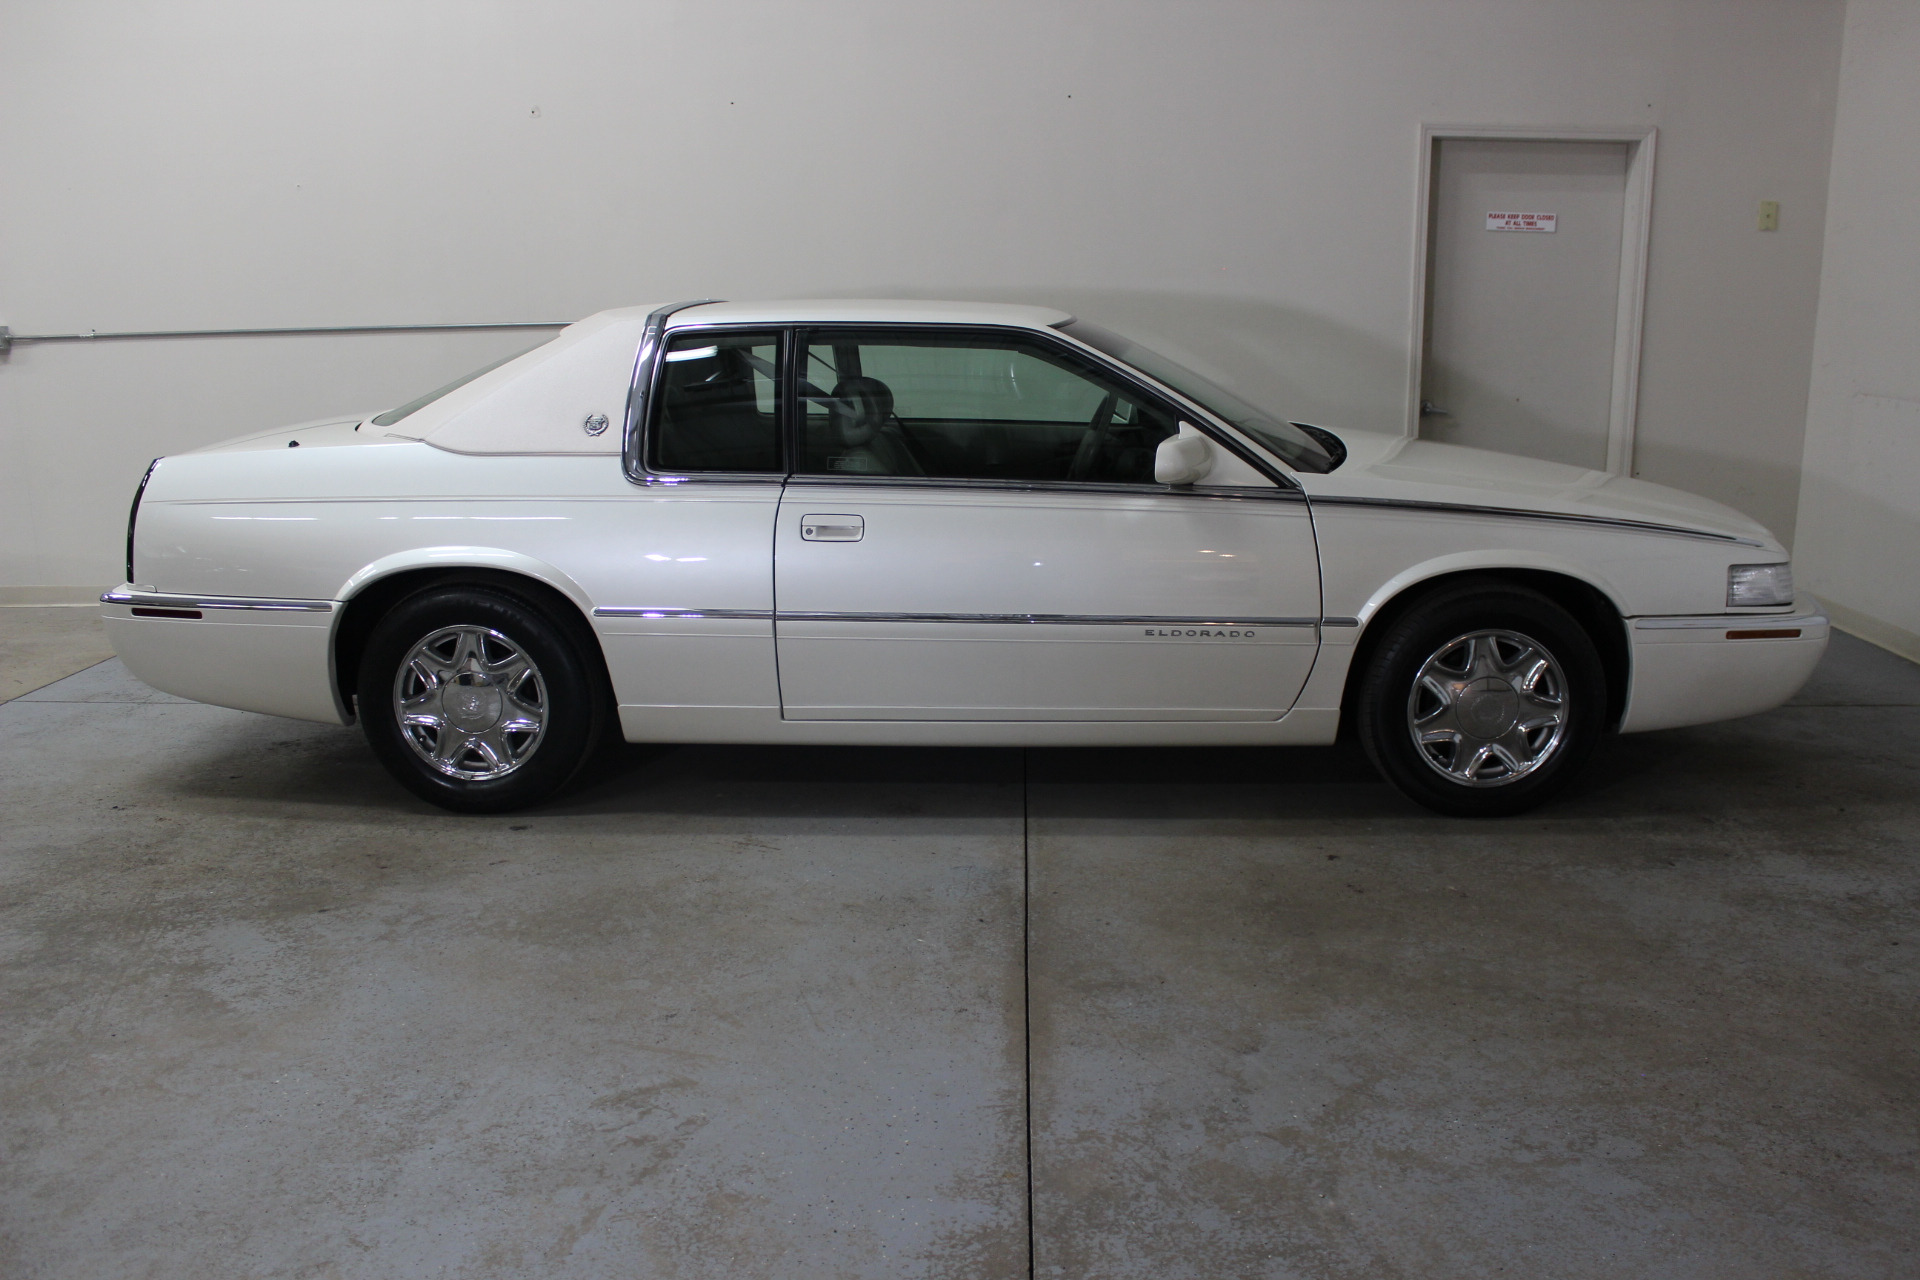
126 458 159 583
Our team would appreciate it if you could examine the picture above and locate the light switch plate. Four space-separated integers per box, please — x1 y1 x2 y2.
1758 200 1780 232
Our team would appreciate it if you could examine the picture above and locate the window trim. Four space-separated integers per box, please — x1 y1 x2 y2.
785 323 1299 494
781 473 1306 503
621 315 1303 494
625 319 791 485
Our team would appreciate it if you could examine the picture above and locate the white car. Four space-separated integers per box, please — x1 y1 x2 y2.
102 300 1828 816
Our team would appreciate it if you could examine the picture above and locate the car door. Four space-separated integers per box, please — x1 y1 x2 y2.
772 326 1322 721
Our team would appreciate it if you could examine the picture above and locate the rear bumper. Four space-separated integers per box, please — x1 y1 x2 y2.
1618 605 1828 733
99 586 348 724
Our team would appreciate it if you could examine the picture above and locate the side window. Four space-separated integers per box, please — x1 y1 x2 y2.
650 331 783 473
798 332 1178 484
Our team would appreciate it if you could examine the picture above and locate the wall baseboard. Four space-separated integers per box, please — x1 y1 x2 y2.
1823 598 1920 666
0 586 102 606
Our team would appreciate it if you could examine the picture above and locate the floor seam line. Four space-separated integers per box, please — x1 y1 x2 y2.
1023 746 1035 1279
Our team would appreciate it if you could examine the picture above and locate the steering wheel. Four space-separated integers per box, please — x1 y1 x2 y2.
1066 392 1120 481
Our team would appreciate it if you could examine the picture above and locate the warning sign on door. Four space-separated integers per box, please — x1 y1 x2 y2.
1487 212 1558 232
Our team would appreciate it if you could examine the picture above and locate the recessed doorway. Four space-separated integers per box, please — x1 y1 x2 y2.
1411 128 1656 474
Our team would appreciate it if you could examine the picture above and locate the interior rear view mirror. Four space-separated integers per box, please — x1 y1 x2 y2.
1154 423 1215 485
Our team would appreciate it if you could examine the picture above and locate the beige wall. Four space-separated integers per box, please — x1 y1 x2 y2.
1793 0 1920 661
0 0 1844 596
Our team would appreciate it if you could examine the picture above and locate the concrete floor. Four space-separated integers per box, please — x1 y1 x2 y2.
2 633 1916 1278
0 606 116 703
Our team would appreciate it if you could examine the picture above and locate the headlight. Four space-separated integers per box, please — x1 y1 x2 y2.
1727 562 1794 607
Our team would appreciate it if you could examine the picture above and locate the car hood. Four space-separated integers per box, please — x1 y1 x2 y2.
1294 429 1780 550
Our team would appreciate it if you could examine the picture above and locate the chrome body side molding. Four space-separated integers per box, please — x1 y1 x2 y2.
594 607 1329 628
775 611 1321 628
594 607 775 620
103 589 335 614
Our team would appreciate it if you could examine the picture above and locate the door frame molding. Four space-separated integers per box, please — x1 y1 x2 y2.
1406 124 1658 476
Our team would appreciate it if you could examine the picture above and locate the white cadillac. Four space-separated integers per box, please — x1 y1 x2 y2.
103 301 1827 815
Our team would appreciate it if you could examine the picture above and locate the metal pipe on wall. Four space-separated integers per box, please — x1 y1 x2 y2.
0 321 570 357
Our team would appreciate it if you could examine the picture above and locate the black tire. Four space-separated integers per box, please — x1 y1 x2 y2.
1355 582 1606 817
357 585 606 813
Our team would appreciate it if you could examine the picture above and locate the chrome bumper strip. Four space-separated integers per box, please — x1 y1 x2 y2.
1632 611 1829 631
102 589 335 614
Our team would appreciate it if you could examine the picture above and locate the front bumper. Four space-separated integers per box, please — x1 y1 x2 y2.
1618 604 1829 733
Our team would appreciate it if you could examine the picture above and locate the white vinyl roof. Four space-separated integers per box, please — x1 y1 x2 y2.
402 309 647 456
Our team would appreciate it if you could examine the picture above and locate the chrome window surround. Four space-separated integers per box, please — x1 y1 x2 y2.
623 318 794 488
780 474 1305 503
784 322 1300 493
620 313 1302 497
103 589 334 613
620 299 732 485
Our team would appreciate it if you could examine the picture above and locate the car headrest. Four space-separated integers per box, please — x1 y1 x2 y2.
829 376 894 447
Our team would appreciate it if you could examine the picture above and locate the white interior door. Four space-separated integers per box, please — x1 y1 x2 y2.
1421 138 1630 470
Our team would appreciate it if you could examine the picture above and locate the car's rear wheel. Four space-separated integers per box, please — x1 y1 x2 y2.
1355 582 1606 817
357 585 604 813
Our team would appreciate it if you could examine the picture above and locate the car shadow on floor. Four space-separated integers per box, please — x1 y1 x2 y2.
163 712 1899 825
160 627 1919 826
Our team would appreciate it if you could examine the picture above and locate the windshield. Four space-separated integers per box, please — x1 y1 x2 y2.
1056 320 1337 474
371 341 549 427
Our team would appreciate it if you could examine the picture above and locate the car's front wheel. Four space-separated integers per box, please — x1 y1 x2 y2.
357 585 605 813
1355 582 1606 817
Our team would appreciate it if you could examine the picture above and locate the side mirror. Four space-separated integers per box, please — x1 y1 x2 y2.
1154 423 1216 485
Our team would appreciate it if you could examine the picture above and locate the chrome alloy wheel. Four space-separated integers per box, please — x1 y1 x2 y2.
1407 629 1569 787
393 625 547 780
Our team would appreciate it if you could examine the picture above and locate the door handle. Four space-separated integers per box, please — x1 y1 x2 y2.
800 513 864 542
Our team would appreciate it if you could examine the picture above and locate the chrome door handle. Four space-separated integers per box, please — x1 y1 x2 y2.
799 513 864 542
